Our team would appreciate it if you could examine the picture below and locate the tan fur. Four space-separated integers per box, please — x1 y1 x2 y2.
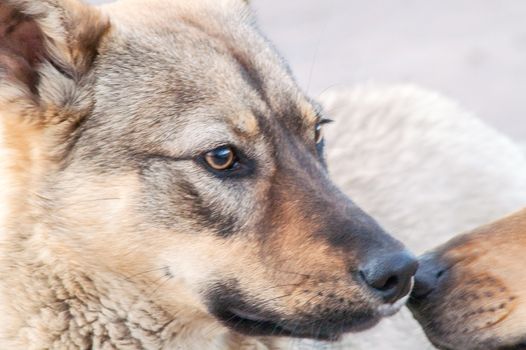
411 208 526 349
0 0 414 349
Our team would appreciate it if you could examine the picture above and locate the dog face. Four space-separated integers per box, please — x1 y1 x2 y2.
409 208 526 349
0 0 417 341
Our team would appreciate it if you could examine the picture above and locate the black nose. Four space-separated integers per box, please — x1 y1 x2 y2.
360 251 418 303
411 253 447 299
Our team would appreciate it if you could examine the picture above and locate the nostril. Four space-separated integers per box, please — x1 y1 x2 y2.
360 271 399 292
381 276 399 291
359 251 418 304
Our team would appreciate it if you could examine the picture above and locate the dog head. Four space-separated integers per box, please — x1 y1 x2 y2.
409 208 526 349
0 0 417 341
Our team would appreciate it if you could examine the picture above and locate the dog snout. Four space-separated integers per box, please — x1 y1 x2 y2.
411 253 448 299
359 251 418 303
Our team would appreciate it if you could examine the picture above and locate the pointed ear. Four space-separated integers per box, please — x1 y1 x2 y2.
0 1 110 193
0 0 110 122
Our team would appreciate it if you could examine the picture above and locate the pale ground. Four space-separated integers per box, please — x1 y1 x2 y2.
91 0 526 141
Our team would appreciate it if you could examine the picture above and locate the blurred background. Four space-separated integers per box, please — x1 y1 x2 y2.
90 0 525 141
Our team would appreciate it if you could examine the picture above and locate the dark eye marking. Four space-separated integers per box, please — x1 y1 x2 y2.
177 179 238 238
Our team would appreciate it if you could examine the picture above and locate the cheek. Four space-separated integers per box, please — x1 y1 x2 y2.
486 259 526 334
139 159 268 237
159 235 259 289
51 172 140 233
47 172 169 270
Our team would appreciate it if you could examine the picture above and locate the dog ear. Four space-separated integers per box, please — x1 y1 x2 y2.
0 1 110 192
0 0 109 125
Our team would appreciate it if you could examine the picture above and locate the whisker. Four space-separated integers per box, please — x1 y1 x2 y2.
124 267 168 281
301 292 321 310
315 319 323 343
201 303 252 338
339 320 345 350
306 20 329 95
274 268 312 279
270 320 280 338
291 319 304 348
53 197 123 210
254 293 294 308
318 83 348 99
257 282 303 294
147 275 172 298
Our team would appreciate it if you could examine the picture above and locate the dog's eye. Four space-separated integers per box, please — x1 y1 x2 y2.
315 118 333 144
204 145 238 171
315 124 323 144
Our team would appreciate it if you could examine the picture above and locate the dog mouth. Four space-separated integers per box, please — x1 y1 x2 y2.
408 268 518 350
217 308 299 339
213 306 381 341
206 281 395 340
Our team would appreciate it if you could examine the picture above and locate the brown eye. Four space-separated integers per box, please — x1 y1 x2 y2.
315 123 323 144
204 145 237 171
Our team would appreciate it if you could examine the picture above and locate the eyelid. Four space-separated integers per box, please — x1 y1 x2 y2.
318 118 334 125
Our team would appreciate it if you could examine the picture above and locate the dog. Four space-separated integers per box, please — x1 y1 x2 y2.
303 85 526 350
409 209 526 350
0 0 418 349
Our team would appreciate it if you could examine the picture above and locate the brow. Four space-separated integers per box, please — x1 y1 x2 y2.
303 98 327 125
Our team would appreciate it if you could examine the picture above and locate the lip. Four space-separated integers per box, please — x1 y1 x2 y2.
218 308 298 339
378 293 411 317
207 281 383 340
215 307 381 341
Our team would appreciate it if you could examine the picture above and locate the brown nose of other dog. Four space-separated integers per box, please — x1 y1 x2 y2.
360 251 418 303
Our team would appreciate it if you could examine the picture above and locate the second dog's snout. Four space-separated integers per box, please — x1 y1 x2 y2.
411 253 447 299
360 251 418 303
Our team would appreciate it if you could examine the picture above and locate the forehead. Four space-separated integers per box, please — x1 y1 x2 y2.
93 1 319 139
